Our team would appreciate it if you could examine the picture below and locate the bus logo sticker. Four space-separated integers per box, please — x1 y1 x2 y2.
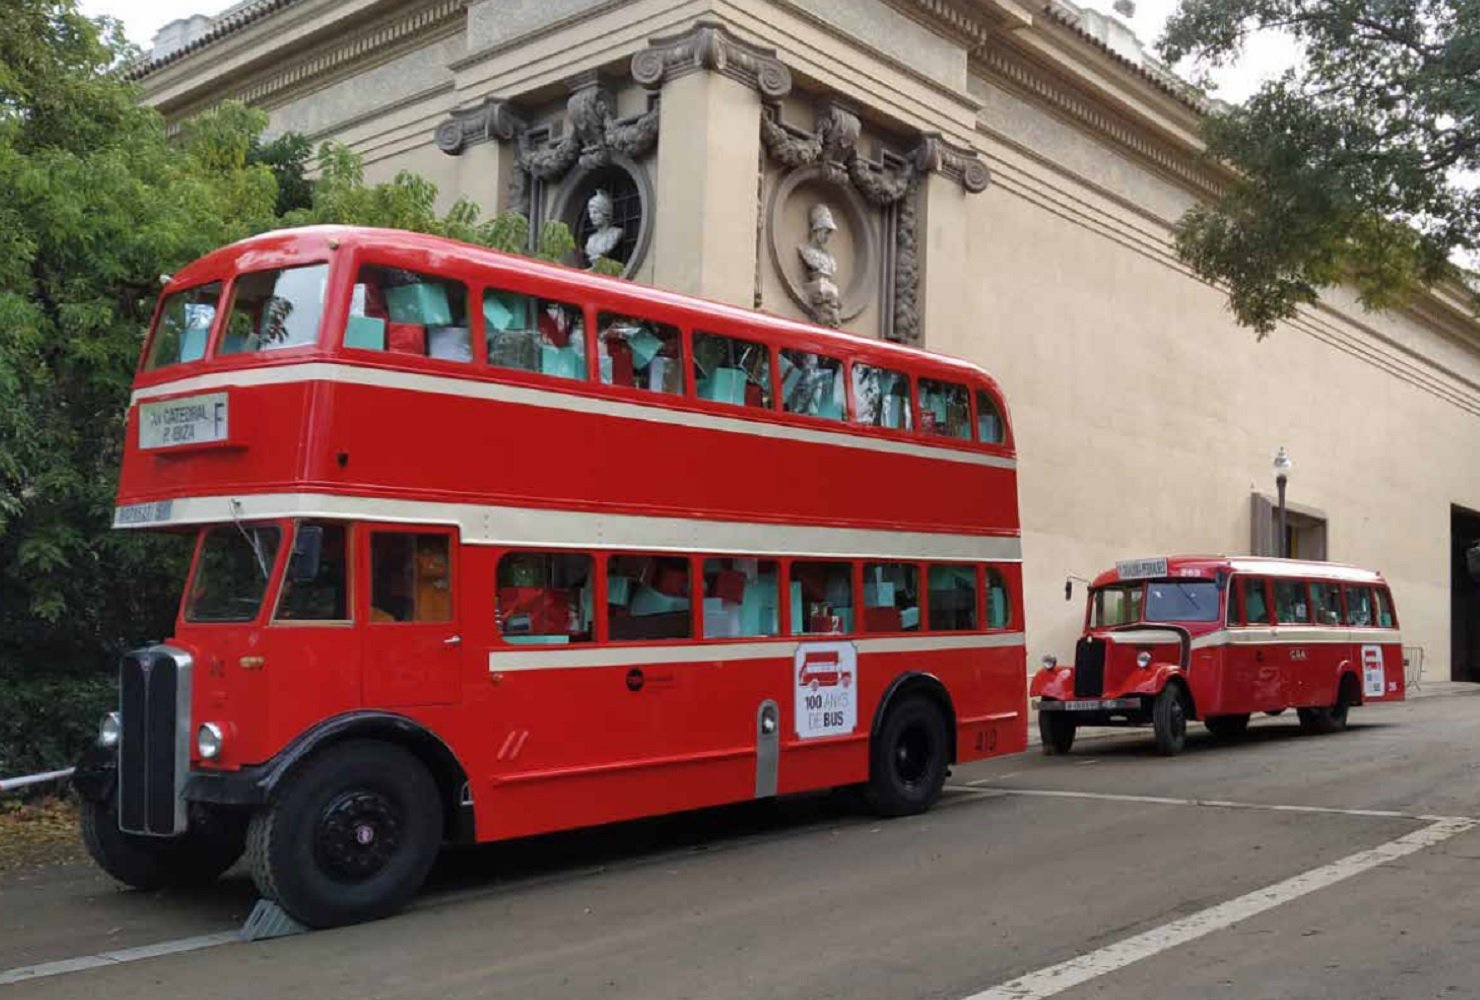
1362 644 1385 698
795 642 857 740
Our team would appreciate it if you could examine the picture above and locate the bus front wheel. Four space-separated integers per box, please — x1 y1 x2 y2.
1151 686 1188 756
866 695 949 817
246 740 442 928
1038 711 1076 755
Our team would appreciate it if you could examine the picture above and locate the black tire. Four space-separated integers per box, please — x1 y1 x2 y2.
246 740 442 928
1038 710 1076 755
1151 685 1188 756
1204 714 1250 740
81 794 245 891
1298 679 1353 735
866 695 950 817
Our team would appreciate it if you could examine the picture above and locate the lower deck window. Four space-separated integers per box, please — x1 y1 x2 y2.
496 552 592 644
702 558 779 637
370 533 452 622
861 562 919 632
928 564 978 630
609 555 691 640
276 522 350 621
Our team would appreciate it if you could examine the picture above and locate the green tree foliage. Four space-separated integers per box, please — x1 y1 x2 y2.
0 1 581 774
1160 0 1480 334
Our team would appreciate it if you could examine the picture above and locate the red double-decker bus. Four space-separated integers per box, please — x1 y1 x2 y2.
73 226 1027 927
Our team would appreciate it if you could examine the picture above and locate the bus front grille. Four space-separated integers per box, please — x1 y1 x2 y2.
117 646 192 836
1073 638 1106 698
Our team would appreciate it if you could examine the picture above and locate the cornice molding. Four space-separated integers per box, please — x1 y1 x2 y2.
631 20 793 99
974 43 1225 198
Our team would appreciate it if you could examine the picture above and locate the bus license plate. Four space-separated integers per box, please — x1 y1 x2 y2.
139 392 228 449
1063 700 1103 711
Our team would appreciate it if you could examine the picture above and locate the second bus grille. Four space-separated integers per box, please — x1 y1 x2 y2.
1074 638 1106 698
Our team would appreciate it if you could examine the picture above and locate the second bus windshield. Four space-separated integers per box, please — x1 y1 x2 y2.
1092 580 1221 626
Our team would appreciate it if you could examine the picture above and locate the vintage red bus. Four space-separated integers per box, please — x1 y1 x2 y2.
1030 556 1404 756
73 226 1027 927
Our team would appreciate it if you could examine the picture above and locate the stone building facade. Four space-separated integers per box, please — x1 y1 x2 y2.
132 0 1480 679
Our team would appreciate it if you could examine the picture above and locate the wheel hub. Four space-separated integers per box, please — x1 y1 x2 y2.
314 790 402 882
894 723 933 787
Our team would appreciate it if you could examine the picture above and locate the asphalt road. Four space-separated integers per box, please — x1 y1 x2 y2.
5 690 1480 999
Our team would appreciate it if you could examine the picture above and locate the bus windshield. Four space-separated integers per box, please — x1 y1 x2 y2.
185 524 282 622
1091 580 1221 626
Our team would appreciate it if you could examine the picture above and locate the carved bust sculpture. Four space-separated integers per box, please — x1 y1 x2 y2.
584 189 625 266
797 203 841 327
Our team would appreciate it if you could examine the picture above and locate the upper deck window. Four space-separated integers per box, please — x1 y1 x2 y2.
918 378 971 440
781 350 845 421
344 265 470 362
485 290 585 379
693 331 772 409
852 364 912 431
598 314 683 395
220 265 329 356
144 282 222 370
976 389 1005 444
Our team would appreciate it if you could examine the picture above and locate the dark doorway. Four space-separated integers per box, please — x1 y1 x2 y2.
1452 505 1480 682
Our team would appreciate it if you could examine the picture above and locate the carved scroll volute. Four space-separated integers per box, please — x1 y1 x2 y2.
435 97 525 156
913 132 991 194
632 19 792 98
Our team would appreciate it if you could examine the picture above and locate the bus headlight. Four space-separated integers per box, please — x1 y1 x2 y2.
196 722 224 760
97 712 121 749
1136 651 1152 669
1040 654 1058 670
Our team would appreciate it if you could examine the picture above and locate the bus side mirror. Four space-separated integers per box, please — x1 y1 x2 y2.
289 526 324 582
1064 579 1073 602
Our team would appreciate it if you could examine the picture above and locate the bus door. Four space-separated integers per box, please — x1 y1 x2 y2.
1228 576 1281 711
360 524 462 706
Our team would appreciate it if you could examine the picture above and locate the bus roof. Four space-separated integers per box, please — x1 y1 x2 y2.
163 225 1003 391
1091 556 1387 588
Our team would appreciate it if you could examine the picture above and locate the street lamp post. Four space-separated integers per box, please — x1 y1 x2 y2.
1273 446 1293 558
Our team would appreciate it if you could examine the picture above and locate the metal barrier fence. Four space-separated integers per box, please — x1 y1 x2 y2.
0 768 75 796
1403 646 1425 691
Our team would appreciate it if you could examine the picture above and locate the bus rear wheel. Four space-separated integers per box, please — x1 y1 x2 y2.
1038 710 1076 755
1204 714 1250 740
246 740 442 928
866 695 949 817
1299 680 1354 735
80 793 245 891
1151 685 1188 756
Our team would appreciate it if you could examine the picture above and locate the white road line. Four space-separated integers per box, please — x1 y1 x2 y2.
959 813 1476 1000
0 931 238 987
963 783 1452 821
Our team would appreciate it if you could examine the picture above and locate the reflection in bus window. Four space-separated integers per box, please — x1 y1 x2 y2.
780 350 844 420
928 564 978 631
609 555 690 640
343 265 470 361
370 533 452 622
693 332 771 409
599 314 683 395
1242 578 1272 624
1375 588 1396 628
862 563 919 632
496 552 592 644
790 561 853 634
1309 582 1342 625
852 364 912 431
220 265 330 356
145 283 222 369
1274 580 1308 623
1092 585 1143 627
276 522 349 621
186 525 281 623
702 558 779 637
919 378 971 439
1146 581 1220 622
485 291 585 379
985 567 1011 628
1345 585 1374 626
976 389 1005 444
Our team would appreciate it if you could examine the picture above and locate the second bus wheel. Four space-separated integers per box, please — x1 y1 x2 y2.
1038 710 1076 755
1204 714 1250 739
866 694 950 817
1151 685 1189 756
246 740 443 928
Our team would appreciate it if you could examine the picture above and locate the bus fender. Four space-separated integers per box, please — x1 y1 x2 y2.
1030 666 1073 701
1118 666 1190 706
183 711 474 841
871 672 958 764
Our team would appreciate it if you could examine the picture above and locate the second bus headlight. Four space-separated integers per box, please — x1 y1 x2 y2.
1136 651 1152 669
196 722 224 760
